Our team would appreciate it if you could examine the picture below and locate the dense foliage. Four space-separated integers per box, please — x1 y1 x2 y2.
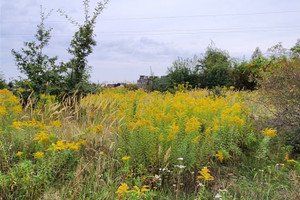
152 41 299 92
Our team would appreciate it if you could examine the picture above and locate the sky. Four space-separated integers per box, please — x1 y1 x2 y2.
1 0 300 84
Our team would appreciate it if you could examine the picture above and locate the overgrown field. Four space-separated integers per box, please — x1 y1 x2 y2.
0 87 299 199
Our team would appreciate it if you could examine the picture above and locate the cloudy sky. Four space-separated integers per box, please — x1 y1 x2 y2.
1 0 300 83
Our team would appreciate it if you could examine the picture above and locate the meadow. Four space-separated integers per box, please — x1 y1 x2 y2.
0 86 299 200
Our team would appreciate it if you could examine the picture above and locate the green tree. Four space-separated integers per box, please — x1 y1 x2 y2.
11 7 65 98
197 45 232 88
167 56 199 89
58 0 109 96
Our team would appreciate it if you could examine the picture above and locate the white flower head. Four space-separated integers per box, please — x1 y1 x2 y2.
174 165 186 169
177 157 183 161
215 193 222 199
154 174 161 179
198 183 204 187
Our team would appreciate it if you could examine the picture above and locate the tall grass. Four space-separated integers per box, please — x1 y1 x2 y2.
0 88 299 199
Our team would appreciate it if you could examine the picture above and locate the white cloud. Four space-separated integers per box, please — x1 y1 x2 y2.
1 0 300 82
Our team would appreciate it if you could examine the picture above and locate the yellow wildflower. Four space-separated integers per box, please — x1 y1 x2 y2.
192 135 200 144
168 122 180 135
158 133 164 141
110 126 115 133
47 139 83 151
228 116 244 126
68 142 80 151
33 131 52 145
198 167 214 181
167 133 176 141
122 156 130 161
0 106 7 116
92 124 103 134
141 185 150 193
50 120 62 128
12 105 22 114
204 127 211 135
6 96 19 104
215 150 224 162
34 152 44 159
0 89 13 98
16 151 23 156
261 128 277 137
185 116 201 134
285 152 289 161
116 183 129 195
133 186 142 195
79 139 87 146
99 151 104 155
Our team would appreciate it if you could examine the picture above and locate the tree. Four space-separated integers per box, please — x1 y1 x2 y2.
58 0 110 96
167 56 199 89
197 45 232 88
11 7 65 97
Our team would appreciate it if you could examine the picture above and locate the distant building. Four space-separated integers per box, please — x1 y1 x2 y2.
137 75 160 89
137 75 148 88
106 83 124 88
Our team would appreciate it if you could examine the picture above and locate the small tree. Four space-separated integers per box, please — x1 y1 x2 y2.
259 58 300 152
197 45 232 88
11 7 65 98
58 0 110 96
167 56 199 89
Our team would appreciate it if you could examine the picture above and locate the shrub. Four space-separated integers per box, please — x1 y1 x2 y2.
259 58 300 151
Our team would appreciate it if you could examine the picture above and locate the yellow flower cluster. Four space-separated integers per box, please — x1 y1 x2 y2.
81 88 251 166
47 139 86 152
185 116 201 134
33 131 54 145
49 120 62 128
34 152 44 159
115 183 150 196
10 119 63 130
116 183 129 195
261 128 277 137
0 89 22 117
198 167 214 181
215 150 224 162
122 156 131 161
10 119 45 129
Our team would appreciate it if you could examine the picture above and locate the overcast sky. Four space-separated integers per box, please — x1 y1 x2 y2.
1 0 300 83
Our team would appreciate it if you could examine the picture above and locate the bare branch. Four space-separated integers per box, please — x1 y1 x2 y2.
57 8 80 27
84 0 90 24
91 0 110 25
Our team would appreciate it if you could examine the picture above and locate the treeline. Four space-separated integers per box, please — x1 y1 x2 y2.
149 41 300 92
